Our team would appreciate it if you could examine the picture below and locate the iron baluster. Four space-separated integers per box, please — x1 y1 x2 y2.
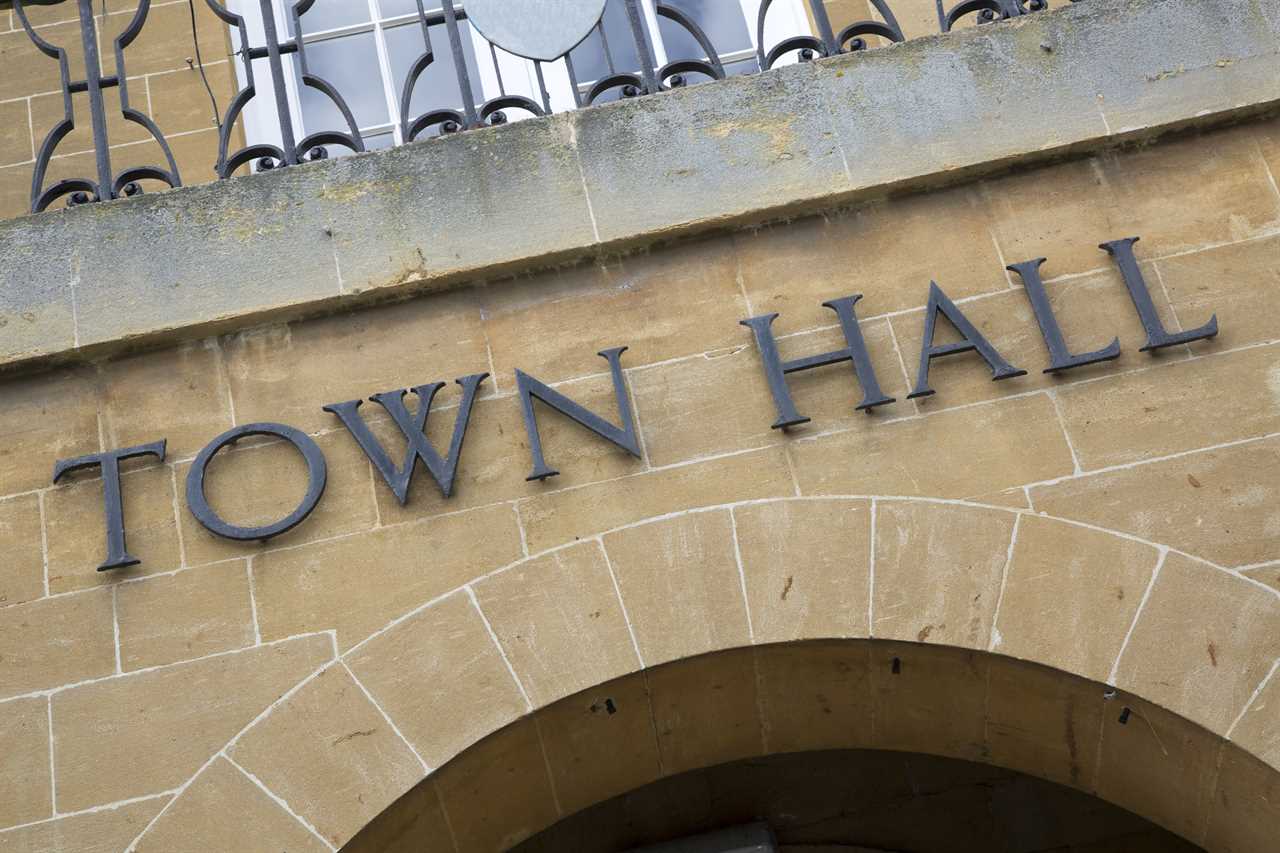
757 0 905 71
15 0 180 213
205 0 363 177
936 0 1050 32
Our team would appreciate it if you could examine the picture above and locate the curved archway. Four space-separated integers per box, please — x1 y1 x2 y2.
124 498 1280 852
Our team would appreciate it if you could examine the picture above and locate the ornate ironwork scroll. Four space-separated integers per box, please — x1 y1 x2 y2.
936 0 1049 32
14 0 181 213
205 0 364 176
757 0 905 71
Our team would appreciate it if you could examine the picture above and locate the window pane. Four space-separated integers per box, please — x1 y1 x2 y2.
298 0 371 34
567 0 642 86
385 20 483 121
298 32 390 132
659 0 752 61
377 0 429 17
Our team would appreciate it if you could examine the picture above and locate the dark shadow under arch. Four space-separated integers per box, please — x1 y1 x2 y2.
343 640 1279 852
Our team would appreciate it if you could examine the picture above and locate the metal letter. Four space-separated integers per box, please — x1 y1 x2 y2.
740 295 895 429
516 347 641 482
909 281 1026 398
1007 257 1121 373
323 373 488 503
186 423 327 541
1100 236 1218 351
53 440 167 571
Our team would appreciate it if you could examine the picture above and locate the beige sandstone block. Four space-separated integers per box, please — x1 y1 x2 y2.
520 446 794 554
134 757 329 853
229 664 424 849
1243 563 1280 595
0 796 168 853
0 98 31 168
176 427 378 568
1228 666 1280 770
1093 692 1222 843
254 502 522 651
754 641 875 754
630 320 905 468
791 394 1074 499
733 499 871 643
1155 234 1280 352
0 697 51 828
983 157 1122 278
481 237 745 386
473 541 640 708
872 501 1015 649
0 367 99 496
984 656 1105 792
223 291 488 433
1098 125 1280 261
116 561 255 671
992 515 1159 683
52 633 332 811
341 779 456 853
99 339 233 463
44 462 179 594
0 588 114 700
889 264 1179 410
1114 553 1280 735
1203 747 1280 853
735 186 1005 329
345 591 528 770
602 511 750 666
434 718 561 853
0 494 45 607
1054 344 1280 469
1031 437 1280 569
370 372 645 527
535 672 662 817
645 647 764 775
869 641 987 762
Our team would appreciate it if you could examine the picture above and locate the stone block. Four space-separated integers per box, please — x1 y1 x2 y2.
0 367 100 496
473 541 640 708
602 510 751 667
992 515 1159 683
253 502 522 651
871 501 1015 649
0 697 51 828
229 664 423 849
345 591 528 770
1155 233 1280 352
1114 553 1280 735
0 494 45 607
433 718 561 853
0 588 114 700
519 446 794 554
733 498 871 644
134 757 329 853
755 641 875 754
791 393 1075 499
1031 437 1280 569
52 633 332 811
115 561 255 671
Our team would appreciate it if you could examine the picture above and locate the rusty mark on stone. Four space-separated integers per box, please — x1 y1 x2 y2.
781 576 794 601
332 728 377 745
1187 474 1202 488
917 624 933 642
1207 641 1218 667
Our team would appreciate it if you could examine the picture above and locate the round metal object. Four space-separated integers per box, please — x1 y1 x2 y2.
463 0 607 62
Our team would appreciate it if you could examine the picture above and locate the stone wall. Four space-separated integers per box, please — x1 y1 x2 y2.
0 0 1277 850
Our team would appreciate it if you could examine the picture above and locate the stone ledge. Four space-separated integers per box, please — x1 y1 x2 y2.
0 0 1276 374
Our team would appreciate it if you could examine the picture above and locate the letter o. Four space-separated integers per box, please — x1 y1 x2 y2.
186 423 327 541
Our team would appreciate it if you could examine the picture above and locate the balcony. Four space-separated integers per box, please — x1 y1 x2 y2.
0 0 1068 219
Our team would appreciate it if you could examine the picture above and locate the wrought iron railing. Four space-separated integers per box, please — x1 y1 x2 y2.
11 0 1063 214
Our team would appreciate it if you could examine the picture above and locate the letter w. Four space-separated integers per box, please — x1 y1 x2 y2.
324 373 488 502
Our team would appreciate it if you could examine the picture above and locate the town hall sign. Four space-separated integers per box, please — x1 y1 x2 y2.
52 236 1219 574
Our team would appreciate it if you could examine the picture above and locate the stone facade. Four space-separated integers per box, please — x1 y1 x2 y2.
0 0 1277 850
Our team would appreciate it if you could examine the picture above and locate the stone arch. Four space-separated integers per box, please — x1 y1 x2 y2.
123 498 1280 852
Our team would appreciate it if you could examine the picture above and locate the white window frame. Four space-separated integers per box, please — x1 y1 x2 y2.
227 0 813 156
